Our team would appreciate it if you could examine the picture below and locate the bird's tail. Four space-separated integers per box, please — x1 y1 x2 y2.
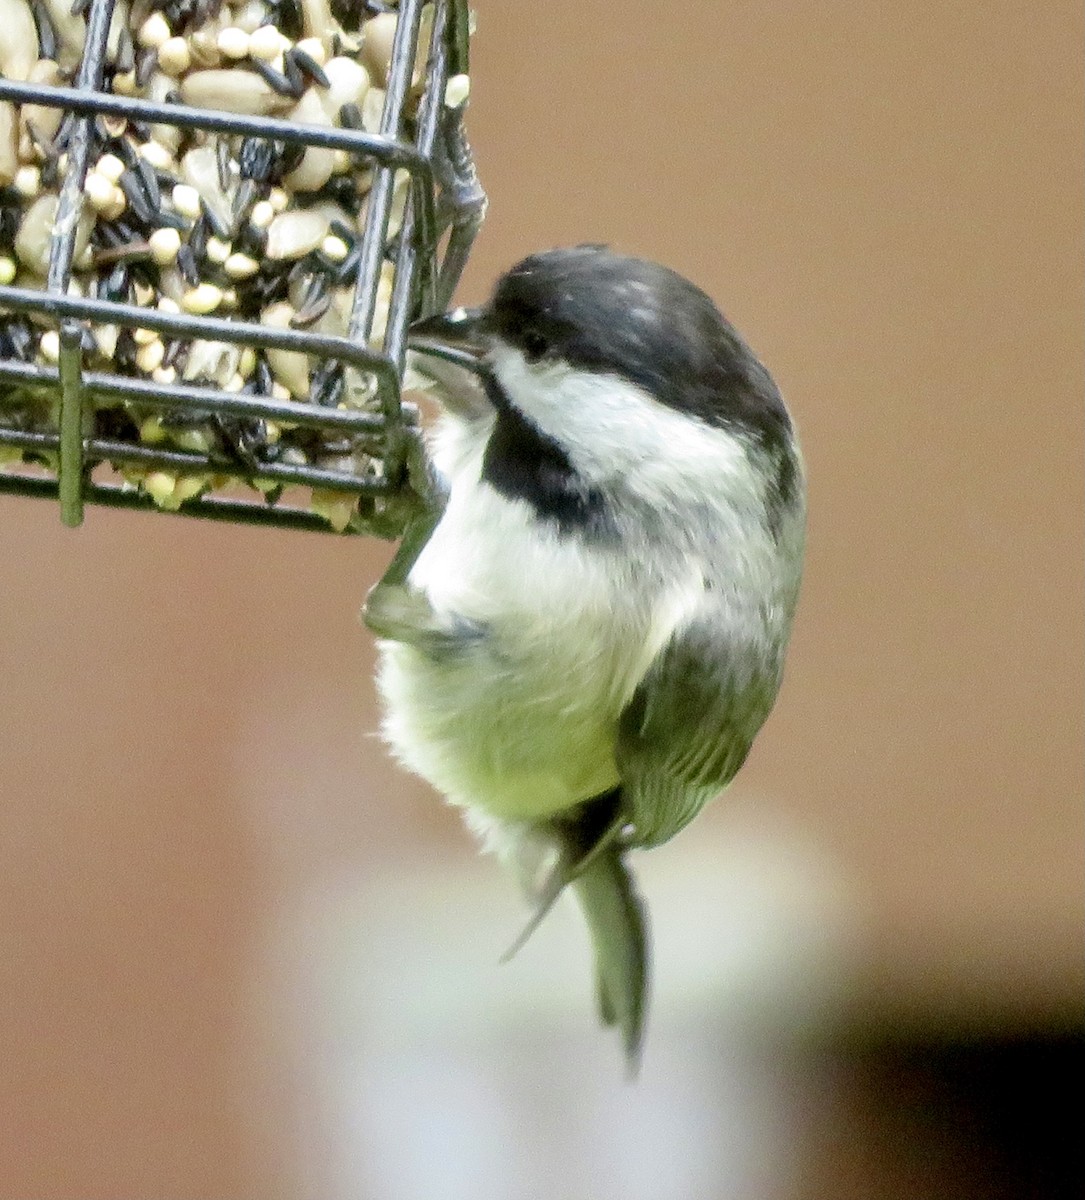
499 790 651 1070
571 844 650 1072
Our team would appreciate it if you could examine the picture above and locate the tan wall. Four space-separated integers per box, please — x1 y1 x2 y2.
1 2 1081 1196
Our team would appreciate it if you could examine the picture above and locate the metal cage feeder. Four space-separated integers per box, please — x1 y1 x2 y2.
0 0 484 534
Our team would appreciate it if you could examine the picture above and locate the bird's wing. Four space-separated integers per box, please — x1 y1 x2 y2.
616 598 783 848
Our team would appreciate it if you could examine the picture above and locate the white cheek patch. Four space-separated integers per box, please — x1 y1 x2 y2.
487 345 763 520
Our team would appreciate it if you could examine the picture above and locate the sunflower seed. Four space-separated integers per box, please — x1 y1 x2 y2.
1 0 40 81
281 87 335 193
281 46 305 94
180 67 294 114
261 299 309 395
265 206 328 260
119 168 156 223
30 0 57 62
176 242 200 285
18 59 66 144
289 272 331 327
35 0 84 68
0 103 16 188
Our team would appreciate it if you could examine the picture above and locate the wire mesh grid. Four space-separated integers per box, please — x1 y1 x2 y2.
0 0 483 534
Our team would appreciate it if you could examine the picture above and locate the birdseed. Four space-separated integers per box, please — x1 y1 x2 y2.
0 0 466 531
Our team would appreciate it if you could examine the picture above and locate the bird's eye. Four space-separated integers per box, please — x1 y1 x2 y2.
521 328 549 362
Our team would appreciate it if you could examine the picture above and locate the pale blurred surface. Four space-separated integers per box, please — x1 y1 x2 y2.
1 2 1081 1197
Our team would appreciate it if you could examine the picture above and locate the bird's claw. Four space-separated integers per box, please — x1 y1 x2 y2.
362 582 438 643
364 582 485 656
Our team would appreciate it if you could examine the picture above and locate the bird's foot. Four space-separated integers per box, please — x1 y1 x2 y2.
363 582 485 656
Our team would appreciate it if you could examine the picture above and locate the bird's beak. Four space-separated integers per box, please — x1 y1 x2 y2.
407 307 489 377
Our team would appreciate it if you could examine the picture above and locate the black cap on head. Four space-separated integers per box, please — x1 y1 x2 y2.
487 245 793 453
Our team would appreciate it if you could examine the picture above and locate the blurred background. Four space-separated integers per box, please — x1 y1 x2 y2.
1 2 1082 1197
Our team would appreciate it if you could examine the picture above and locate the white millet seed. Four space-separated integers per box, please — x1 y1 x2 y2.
113 70 137 95
267 186 289 212
0 256 15 285
158 36 192 76
143 471 176 504
205 236 231 264
173 428 213 453
95 325 119 359
135 338 166 374
157 296 181 314
181 283 224 313
148 226 182 265
39 330 60 362
173 475 208 504
216 26 251 59
84 171 116 211
96 153 126 183
132 326 159 345
106 186 127 219
151 366 178 386
137 141 174 170
137 12 171 49
171 183 202 219
223 373 245 392
294 36 326 64
270 382 291 401
248 24 283 60
444 73 470 108
249 199 275 228
311 489 354 533
224 251 259 279
238 346 257 377
139 416 167 443
321 234 349 262
85 184 124 222
13 165 40 197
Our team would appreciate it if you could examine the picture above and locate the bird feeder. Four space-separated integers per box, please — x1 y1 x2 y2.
0 0 484 534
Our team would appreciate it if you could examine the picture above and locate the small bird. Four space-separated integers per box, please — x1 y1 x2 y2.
364 245 806 1067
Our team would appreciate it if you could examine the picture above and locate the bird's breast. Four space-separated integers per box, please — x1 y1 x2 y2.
375 470 675 822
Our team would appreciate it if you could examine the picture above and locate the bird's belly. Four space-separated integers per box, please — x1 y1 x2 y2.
377 637 624 820
372 473 679 822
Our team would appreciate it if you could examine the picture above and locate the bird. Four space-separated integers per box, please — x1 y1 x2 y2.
363 244 806 1068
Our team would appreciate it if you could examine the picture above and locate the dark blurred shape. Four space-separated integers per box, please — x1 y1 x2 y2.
804 1026 1085 1200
